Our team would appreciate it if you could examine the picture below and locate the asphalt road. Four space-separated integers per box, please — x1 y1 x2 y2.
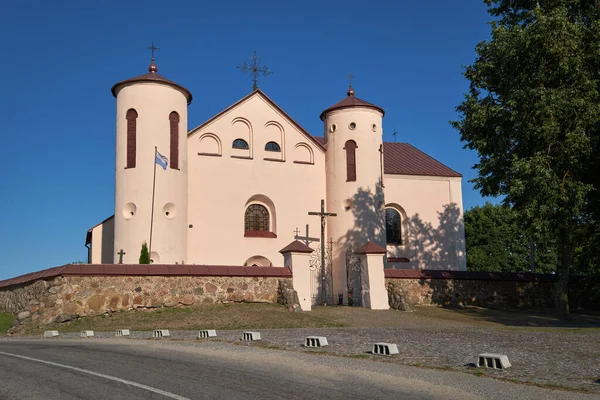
0 339 596 400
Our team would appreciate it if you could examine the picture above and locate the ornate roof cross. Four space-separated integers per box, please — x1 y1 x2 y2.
146 41 160 60
237 51 274 90
393 129 398 142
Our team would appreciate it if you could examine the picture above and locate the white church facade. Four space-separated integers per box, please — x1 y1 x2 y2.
86 58 466 302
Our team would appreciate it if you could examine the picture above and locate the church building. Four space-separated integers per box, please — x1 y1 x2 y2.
86 56 466 304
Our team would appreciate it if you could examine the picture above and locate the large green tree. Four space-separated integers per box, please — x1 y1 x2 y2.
453 0 600 316
464 203 556 273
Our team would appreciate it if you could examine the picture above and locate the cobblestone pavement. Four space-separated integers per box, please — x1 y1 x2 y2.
23 322 600 394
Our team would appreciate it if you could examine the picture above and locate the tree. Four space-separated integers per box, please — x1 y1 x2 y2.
464 203 556 273
139 241 150 264
453 0 600 316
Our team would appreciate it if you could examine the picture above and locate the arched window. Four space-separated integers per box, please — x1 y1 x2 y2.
265 141 281 152
245 204 269 232
233 138 249 149
169 112 179 170
344 140 357 182
385 208 402 245
126 109 138 168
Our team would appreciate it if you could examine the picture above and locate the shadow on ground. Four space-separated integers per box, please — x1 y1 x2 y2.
416 305 600 328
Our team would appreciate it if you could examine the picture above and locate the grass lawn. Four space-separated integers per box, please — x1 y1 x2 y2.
23 302 600 335
32 303 346 334
0 313 14 333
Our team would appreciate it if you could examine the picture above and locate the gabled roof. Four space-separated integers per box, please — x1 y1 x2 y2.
319 88 385 120
188 89 325 152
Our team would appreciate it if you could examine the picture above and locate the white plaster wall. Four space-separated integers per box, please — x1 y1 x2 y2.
383 174 466 271
89 217 114 264
187 93 326 266
323 107 385 300
114 82 189 264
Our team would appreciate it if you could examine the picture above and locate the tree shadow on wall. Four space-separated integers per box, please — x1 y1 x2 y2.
406 203 466 272
338 181 386 306
400 204 465 310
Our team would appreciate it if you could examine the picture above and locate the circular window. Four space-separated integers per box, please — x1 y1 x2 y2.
349 122 356 130
342 199 353 211
329 124 337 133
163 203 176 219
122 203 137 219
372 124 377 132
149 251 160 264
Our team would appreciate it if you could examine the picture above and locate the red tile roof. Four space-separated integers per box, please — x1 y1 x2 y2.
355 241 387 254
279 240 314 254
112 72 193 104
383 142 462 177
312 137 461 178
0 264 292 289
320 93 385 120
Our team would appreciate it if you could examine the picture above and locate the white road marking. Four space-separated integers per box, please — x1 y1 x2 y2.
0 351 190 400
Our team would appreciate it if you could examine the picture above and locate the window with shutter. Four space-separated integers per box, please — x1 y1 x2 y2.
126 109 138 168
169 112 179 170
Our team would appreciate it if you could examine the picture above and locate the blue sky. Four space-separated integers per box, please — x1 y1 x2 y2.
0 0 494 279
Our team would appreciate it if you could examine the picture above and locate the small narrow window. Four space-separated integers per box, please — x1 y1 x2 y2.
233 139 249 149
265 141 281 152
385 208 402 245
126 109 138 168
245 204 269 232
344 140 357 182
169 112 179 170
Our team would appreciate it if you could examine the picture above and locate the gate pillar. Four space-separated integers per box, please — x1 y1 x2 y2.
355 241 389 310
280 240 314 311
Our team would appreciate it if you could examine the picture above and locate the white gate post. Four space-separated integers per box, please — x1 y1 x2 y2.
355 241 389 310
280 240 314 311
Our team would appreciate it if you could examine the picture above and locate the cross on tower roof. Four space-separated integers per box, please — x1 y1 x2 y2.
146 41 160 60
146 41 160 73
237 51 274 91
347 73 355 96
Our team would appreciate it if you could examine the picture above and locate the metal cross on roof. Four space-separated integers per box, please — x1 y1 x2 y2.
237 51 274 90
348 73 354 86
146 41 160 60
393 129 398 142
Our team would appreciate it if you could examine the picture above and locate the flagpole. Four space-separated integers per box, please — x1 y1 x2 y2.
149 146 157 259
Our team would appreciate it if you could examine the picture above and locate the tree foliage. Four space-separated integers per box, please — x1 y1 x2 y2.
453 0 600 315
465 203 556 273
139 241 150 264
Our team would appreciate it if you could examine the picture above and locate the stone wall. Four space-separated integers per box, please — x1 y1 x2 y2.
0 274 291 329
386 272 600 311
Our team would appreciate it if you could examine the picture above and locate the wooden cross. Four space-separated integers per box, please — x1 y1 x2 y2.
295 224 320 246
117 249 126 264
146 41 160 60
309 200 337 305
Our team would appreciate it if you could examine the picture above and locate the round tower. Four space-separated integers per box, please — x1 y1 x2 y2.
321 85 385 303
111 58 192 264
